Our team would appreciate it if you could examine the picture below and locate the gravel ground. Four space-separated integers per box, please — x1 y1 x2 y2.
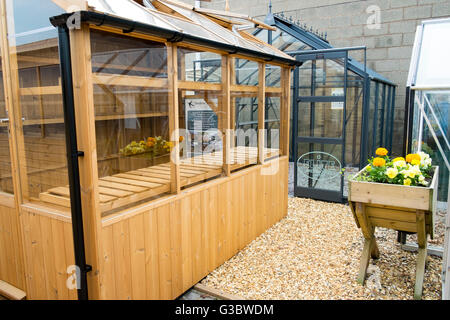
201 197 445 300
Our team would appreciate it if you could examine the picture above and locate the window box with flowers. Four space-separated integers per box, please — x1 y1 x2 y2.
348 148 439 300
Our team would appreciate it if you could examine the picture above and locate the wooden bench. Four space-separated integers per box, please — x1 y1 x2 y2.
39 147 280 212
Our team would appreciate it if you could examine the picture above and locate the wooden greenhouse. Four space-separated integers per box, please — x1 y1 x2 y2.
0 0 296 300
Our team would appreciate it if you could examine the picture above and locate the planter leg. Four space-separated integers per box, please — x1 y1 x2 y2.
414 247 427 300
355 202 379 284
357 238 374 285
370 238 380 259
414 210 427 300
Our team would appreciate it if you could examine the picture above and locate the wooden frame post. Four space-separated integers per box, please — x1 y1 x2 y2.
167 43 181 193
280 67 292 156
221 55 231 176
230 57 236 149
258 62 266 164
0 0 27 292
69 24 103 299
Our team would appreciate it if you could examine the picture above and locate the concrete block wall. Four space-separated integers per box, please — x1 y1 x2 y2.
185 0 450 155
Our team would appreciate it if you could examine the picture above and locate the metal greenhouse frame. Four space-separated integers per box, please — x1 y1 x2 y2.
253 9 397 202
405 17 450 300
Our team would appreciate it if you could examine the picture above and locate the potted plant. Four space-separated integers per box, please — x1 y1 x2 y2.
348 148 439 300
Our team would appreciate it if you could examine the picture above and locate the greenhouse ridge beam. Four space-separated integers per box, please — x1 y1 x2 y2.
49 11 300 67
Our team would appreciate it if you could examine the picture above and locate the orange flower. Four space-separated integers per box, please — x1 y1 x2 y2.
179 136 184 142
373 157 386 167
406 153 421 163
375 147 388 156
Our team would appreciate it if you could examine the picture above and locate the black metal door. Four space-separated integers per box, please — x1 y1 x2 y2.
293 50 348 202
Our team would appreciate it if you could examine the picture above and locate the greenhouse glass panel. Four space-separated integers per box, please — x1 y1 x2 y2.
88 0 178 31
234 58 259 86
367 81 377 157
90 30 171 213
162 2 271 54
312 102 344 138
271 29 312 52
375 84 385 148
296 142 343 202
177 48 221 83
233 90 259 171
265 93 281 154
297 57 346 97
415 21 450 87
178 89 225 185
5 0 69 203
0 45 13 194
150 10 228 42
297 102 311 137
254 29 268 43
411 91 450 201
345 71 364 169
265 64 281 87
91 31 168 78
297 60 313 97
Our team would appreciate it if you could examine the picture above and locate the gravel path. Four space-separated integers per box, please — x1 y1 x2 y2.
201 197 444 300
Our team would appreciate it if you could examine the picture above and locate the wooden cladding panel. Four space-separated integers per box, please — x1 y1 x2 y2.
100 157 288 299
19 209 77 300
0 204 25 292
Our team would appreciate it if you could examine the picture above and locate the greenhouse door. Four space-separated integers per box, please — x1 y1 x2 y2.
293 50 348 202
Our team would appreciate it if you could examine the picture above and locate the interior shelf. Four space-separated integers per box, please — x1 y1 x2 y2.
0 112 169 127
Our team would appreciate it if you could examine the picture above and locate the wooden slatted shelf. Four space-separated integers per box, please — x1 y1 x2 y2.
38 147 280 212
0 112 169 127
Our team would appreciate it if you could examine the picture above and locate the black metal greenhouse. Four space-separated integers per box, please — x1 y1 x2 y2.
255 10 397 202
191 7 397 203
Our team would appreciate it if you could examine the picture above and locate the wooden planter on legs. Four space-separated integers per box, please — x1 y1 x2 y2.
348 166 439 300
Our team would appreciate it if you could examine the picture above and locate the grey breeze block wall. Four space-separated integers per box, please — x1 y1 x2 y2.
185 0 450 156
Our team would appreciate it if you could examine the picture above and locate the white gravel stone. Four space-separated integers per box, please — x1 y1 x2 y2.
201 197 444 300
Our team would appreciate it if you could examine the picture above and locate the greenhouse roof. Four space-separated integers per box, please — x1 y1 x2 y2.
264 12 395 85
49 0 297 66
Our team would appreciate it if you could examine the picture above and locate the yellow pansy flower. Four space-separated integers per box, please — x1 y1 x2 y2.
386 167 398 179
404 178 412 186
393 159 407 168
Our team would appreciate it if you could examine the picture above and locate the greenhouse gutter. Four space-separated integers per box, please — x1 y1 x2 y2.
50 11 300 67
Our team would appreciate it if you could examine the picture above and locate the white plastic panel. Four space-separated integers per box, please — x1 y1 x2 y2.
415 19 450 88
